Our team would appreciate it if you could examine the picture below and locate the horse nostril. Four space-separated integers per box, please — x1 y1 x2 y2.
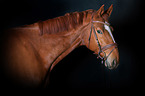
112 59 117 68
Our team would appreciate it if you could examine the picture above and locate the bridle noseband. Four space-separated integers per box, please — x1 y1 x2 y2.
88 20 117 64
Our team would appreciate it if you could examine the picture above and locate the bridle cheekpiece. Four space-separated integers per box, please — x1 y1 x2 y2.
88 19 117 64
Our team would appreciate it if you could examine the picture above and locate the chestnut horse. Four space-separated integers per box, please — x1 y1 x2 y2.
0 5 119 88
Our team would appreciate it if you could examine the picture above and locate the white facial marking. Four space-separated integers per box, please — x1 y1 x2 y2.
104 21 116 43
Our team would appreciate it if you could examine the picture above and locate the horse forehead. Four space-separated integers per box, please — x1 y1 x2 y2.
104 21 116 43
104 23 111 32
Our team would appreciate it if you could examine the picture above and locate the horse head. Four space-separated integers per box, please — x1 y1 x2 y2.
81 5 119 69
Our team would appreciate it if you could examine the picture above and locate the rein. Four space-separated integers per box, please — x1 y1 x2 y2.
88 20 117 64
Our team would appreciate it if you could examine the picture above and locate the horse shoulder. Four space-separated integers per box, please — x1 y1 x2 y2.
2 30 46 88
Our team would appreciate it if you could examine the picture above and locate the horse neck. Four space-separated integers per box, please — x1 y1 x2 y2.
38 25 86 72
51 34 81 69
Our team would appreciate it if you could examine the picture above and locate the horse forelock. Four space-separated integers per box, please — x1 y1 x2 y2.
38 9 95 35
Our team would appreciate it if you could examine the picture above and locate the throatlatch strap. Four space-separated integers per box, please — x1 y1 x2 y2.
88 25 92 48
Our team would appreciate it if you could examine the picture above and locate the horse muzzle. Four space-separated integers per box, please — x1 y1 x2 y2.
105 58 119 69
104 49 119 69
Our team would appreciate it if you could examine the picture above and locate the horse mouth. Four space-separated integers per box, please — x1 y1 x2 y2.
105 59 119 69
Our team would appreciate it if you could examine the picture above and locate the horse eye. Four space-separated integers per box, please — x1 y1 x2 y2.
97 30 103 34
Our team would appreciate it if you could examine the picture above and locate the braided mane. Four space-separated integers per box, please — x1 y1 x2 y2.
38 9 95 35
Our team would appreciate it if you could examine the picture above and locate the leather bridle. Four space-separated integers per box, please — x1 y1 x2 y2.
88 20 117 64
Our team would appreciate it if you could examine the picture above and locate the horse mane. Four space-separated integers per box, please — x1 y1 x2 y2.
38 9 95 35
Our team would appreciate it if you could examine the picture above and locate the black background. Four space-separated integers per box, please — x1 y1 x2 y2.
0 0 144 91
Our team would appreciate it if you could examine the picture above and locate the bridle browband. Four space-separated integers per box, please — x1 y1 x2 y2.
88 19 117 64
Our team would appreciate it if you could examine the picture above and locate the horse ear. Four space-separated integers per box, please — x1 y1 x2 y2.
102 4 113 20
96 5 104 17
106 4 113 16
